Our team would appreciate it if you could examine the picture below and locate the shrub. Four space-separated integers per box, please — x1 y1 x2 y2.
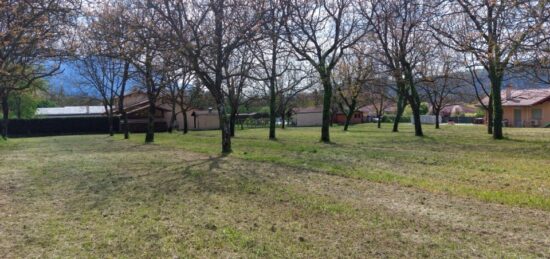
383 115 411 123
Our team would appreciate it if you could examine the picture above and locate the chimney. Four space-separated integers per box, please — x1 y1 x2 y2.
506 84 512 100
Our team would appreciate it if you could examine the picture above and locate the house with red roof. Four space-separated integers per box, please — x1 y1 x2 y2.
482 85 550 127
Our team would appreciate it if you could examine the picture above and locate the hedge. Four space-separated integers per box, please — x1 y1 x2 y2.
5 116 120 137
382 115 411 123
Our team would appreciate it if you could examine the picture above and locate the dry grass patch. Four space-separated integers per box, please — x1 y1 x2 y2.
141 124 550 211
1 134 549 257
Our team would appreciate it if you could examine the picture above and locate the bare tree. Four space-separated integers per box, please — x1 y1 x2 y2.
75 55 127 136
123 0 172 143
283 0 366 142
0 0 80 139
431 0 550 139
87 0 134 139
360 0 432 137
225 48 253 137
364 76 391 129
463 55 494 134
333 48 374 131
524 26 550 88
163 66 193 134
417 46 464 129
249 0 289 140
276 64 316 128
152 0 266 153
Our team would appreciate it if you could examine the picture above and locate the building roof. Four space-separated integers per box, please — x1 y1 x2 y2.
294 106 324 114
124 100 170 114
358 104 397 115
482 88 550 107
191 109 218 116
439 104 477 116
36 106 106 116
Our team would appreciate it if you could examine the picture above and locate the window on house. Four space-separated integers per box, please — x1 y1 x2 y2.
532 109 542 120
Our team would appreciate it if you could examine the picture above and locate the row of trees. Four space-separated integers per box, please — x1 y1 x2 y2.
2 0 550 154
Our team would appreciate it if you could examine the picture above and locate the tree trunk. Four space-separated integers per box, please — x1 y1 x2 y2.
15 95 21 119
182 110 188 134
491 76 503 139
377 114 382 128
281 112 286 129
268 37 278 140
1 94 9 140
343 113 351 131
120 61 130 140
487 94 493 135
408 85 424 137
409 98 424 137
122 112 129 139
169 102 176 133
108 105 114 136
269 85 277 139
229 111 236 137
393 93 405 132
320 72 332 143
434 109 440 129
217 102 232 154
343 101 356 131
145 97 155 143
213 3 231 154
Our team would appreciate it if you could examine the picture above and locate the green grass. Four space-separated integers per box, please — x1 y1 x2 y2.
130 123 550 211
1 124 550 257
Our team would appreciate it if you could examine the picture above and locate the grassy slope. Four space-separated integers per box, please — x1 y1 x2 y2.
1 125 550 257
133 124 550 211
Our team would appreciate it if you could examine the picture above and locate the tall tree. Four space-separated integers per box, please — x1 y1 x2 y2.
225 48 253 137
123 0 172 143
431 0 550 139
162 64 193 134
364 76 391 129
87 0 133 139
360 0 431 136
0 0 80 139
417 46 464 129
333 48 374 131
283 0 366 142
464 56 493 134
152 0 266 153
75 55 127 136
249 0 288 140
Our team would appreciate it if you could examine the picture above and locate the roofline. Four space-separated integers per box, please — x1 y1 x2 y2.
125 103 170 114
532 95 550 106
295 111 323 114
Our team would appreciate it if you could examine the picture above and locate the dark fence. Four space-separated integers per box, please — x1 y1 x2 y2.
126 121 168 133
5 116 120 137
443 116 476 124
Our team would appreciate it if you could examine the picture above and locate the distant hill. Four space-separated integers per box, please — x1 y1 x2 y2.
47 61 137 100
47 62 83 95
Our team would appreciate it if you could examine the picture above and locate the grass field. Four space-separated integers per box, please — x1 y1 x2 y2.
134 124 550 211
1 123 550 257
